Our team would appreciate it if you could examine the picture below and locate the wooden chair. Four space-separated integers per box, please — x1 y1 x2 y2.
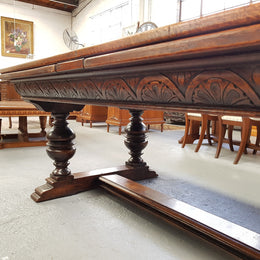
243 117 260 156
182 113 218 152
215 116 260 164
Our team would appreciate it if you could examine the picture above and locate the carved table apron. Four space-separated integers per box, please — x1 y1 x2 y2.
1 4 260 259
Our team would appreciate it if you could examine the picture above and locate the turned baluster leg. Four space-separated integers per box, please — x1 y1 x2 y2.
46 112 75 180
39 116 47 134
18 116 29 141
124 109 148 167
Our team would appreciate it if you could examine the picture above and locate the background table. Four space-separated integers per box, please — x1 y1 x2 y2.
0 101 49 149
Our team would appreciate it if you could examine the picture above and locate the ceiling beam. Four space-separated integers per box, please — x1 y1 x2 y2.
17 0 79 12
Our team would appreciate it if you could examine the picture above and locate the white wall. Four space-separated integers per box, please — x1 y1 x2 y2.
0 0 71 70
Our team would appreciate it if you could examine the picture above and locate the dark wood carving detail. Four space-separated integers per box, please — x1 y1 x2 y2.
72 79 103 99
186 70 260 106
124 110 147 167
102 79 136 101
136 75 184 103
46 112 76 180
14 69 260 108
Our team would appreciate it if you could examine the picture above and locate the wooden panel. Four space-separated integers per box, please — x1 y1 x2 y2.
56 59 84 73
83 24 260 70
0 65 56 80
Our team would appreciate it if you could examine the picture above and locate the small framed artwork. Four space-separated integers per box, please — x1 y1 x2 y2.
1 16 34 58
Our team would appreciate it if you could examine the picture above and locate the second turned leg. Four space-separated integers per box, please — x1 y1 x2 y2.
123 109 157 179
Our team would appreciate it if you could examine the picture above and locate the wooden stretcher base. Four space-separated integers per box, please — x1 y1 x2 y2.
100 174 260 260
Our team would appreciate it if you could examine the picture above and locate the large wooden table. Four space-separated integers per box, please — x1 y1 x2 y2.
1 4 260 259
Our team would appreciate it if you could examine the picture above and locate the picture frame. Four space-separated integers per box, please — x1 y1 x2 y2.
1 16 34 58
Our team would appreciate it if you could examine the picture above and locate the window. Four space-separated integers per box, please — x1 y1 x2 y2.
89 2 132 45
179 0 260 22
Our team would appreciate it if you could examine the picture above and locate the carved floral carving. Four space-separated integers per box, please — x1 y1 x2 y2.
102 79 136 101
72 79 102 99
14 69 260 110
137 75 184 103
186 70 260 107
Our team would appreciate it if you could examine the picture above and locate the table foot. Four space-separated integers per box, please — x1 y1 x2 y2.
31 165 157 202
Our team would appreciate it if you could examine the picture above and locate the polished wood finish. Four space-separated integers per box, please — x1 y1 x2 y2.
0 3 259 75
1 4 260 258
0 101 49 148
215 116 260 164
182 113 218 152
124 110 148 167
106 107 164 135
0 81 21 101
31 165 157 202
99 174 260 260
76 105 108 127
47 112 76 178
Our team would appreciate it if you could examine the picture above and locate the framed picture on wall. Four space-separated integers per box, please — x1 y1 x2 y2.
1 16 34 58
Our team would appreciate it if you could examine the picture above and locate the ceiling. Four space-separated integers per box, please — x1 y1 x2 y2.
17 0 79 12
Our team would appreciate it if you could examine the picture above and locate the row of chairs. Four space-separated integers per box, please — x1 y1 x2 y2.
182 113 260 164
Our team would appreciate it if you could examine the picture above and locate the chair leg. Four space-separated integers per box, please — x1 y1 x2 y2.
215 119 226 158
227 125 234 151
241 127 248 155
195 115 207 152
206 119 212 146
182 115 190 148
9 116 12 128
233 118 250 164
253 125 260 154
